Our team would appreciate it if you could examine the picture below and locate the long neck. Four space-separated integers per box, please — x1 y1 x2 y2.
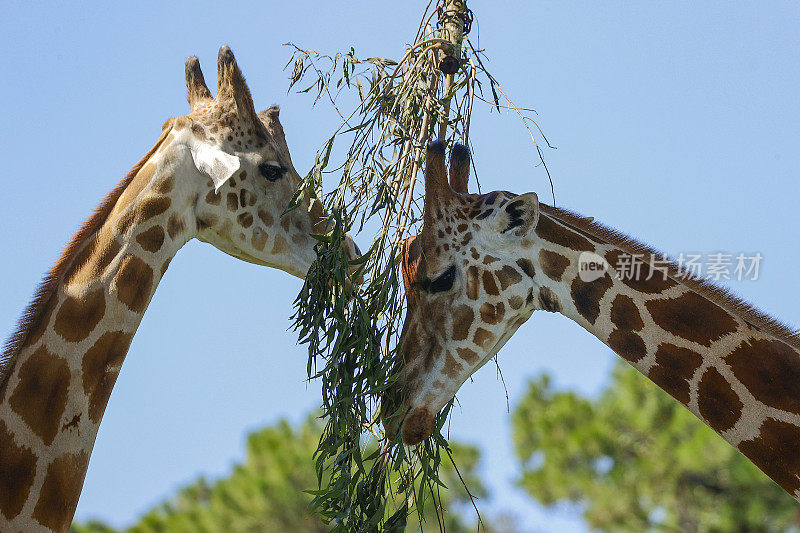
530 206 800 500
0 136 196 532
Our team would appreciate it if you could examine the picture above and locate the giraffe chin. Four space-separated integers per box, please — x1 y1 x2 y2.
400 407 435 445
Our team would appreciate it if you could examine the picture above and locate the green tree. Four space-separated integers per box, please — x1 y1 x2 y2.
511 362 800 532
72 415 490 533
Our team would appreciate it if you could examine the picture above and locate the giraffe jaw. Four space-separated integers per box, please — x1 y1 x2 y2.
197 230 360 280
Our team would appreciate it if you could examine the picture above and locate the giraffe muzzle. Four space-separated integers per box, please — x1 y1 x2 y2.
381 386 435 445
400 407 435 445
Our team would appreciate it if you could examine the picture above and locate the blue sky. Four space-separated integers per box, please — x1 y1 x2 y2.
1 1 799 530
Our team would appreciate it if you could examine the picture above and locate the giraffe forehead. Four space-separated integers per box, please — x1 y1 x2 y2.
177 111 274 157
425 191 528 261
466 190 516 220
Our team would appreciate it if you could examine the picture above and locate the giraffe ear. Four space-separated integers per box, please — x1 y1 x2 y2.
189 142 241 192
492 192 540 237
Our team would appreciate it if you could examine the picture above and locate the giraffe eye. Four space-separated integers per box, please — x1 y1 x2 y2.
258 163 286 182
423 265 456 293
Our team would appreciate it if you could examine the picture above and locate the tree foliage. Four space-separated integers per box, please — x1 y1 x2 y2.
286 1 551 528
71 415 490 533
511 362 800 532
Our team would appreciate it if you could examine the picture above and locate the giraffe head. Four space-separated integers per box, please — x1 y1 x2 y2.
159 46 358 278
384 142 542 444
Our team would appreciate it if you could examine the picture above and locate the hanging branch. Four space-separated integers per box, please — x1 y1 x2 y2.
286 1 553 530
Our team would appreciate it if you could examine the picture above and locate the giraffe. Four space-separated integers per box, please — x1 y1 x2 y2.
383 141 800 502
0 47 358 532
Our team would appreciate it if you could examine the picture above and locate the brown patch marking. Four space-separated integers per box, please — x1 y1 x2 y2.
535 215 595 251
608 330 647 363
309 200 327 233
237 212 254 228
606 249 677 294
198 214 218 229
480 302 505 324
190 123 207 141
227 192 239 210
537 287 561 313
539 249 570 281
82 331 134 423
738 418 800 495
136 226 165 253
32 452 89 531
726 339 800 415
697 367 743 432
0 420 37 520
257 208 274 227
452 305 474 341
482 271 499 296
473 328 494 348
115 254 154 313
495 266 523 291
167 214 186 239
53 289 106 342
152 174 174 194
570 275 613 325
251 229 268 251
9 346 70 445
466 265 480 300
205 189 221 205
610 294 644 332
138 196 172 222
516 258 535 278
645 292 738 347
112 163 155 216
239 189 252 207
271 235 289 255
65 233 122 287
648 343 703 404
456 347 479 364
443 352 463 379
402 407 434 445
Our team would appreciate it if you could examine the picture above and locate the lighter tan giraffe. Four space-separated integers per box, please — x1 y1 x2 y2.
0 47 358 532
383 141 800 502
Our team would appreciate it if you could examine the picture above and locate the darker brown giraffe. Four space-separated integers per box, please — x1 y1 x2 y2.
0 47 358 532
384 141 800 502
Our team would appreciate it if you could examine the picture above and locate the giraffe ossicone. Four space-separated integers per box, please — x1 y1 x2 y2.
384 140 800 502
0 46 358 532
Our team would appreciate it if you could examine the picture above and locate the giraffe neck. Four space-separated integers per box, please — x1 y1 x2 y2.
529 206 800 498
0 134 197 532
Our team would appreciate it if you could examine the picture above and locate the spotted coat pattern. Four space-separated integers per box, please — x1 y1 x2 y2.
0 48 357 532
386 142 800 503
